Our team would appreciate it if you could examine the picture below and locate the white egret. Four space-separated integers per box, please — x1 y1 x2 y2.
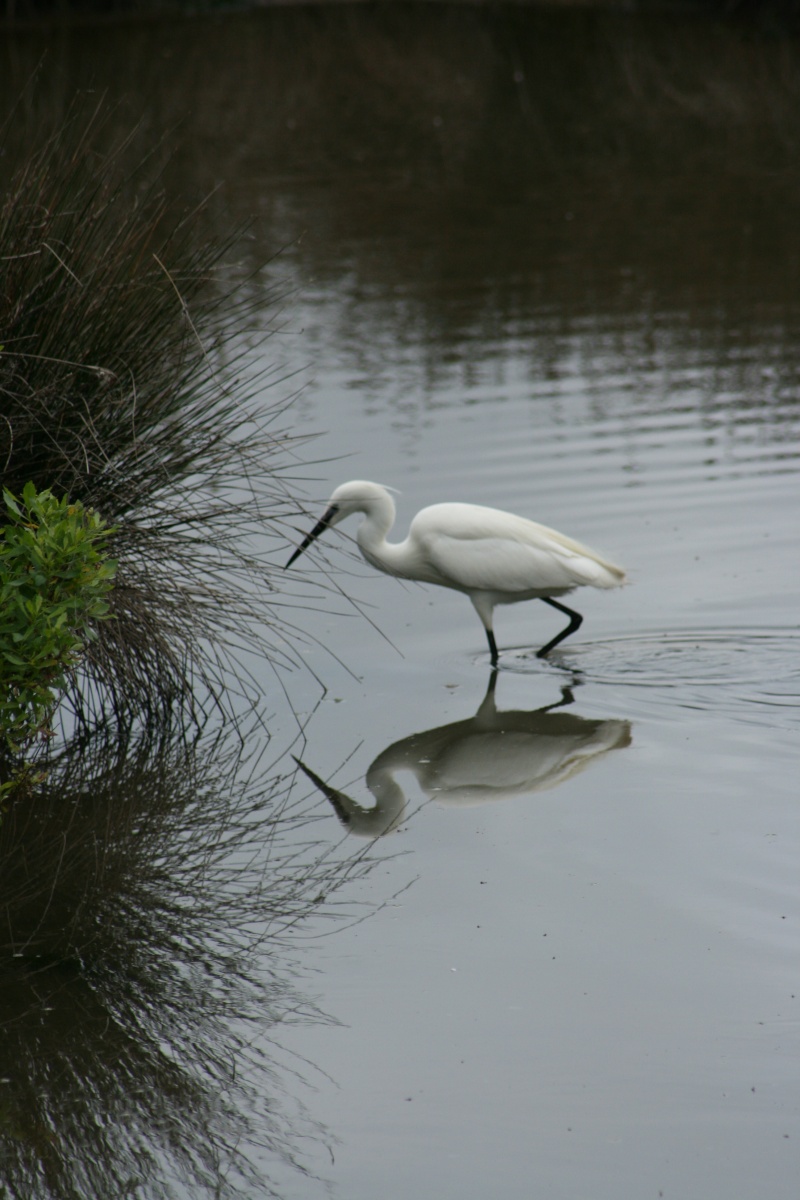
285 480 626 663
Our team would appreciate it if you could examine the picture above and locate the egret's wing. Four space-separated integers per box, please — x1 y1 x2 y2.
414 504 623 593
423 533 593 592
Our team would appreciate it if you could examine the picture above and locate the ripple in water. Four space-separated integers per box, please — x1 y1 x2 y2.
504 628 800 729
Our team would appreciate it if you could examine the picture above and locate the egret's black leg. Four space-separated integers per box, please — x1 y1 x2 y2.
537 598 583 657
486 628 499 667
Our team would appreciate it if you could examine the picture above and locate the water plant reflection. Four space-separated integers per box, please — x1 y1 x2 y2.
295 674 631 839
0 714 379 1199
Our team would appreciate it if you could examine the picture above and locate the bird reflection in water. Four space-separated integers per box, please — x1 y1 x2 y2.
294 673 631 838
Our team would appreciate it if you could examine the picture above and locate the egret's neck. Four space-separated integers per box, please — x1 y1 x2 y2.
355 493 409 577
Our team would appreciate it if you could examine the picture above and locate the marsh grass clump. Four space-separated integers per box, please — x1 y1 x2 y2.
1 104 302 727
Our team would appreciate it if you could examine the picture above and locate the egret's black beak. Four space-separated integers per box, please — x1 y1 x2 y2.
285 504 338 568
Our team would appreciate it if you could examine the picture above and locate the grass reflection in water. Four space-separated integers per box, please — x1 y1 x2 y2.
0 711 380 1199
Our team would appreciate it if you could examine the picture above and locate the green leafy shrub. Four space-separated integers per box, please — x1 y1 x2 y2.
0 482 116 760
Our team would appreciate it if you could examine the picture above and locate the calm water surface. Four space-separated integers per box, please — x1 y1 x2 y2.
3 7 800 1198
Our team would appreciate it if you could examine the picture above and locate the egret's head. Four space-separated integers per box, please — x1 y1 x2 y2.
285 481 394 567
327 480 395 522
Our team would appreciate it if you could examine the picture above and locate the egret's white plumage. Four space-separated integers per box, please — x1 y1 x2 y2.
286 480 626 663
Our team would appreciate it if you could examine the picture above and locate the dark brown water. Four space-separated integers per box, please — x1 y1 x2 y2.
2 7 800 1198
